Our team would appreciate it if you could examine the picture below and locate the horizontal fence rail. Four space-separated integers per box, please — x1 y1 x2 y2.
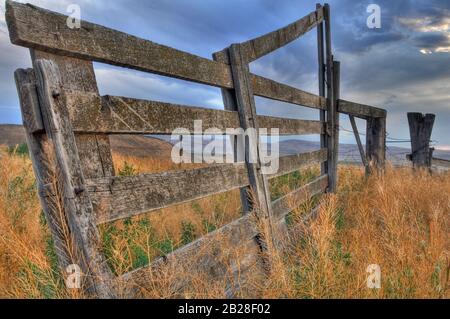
214 6 324 63
7 1 326 111
338 99 387 119
269 149 328 179
257 116 324 135
87 164 249 224
6 1 234 88
272 175 329 220
120 212 261 294
251 75 327 110
66 94 325 135
87 149 328 225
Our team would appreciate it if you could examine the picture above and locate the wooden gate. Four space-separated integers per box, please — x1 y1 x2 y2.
7 1 385 298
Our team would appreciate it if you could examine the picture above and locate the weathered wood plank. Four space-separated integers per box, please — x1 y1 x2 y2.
251 75 327 110
34 59 116 298
269 149 328 179
15 68 72 270
87 164 249 225
72 95 240 134
324 5 338 193
215 6 324 63
75 134 115 179
328 59 340 191
6 1 233 88
349 115 368 168
31 50 115 180
228 43 274 267
256 116 324 136
228 45 274 216
213 50 253 216
317 3 327 175
31 50 100 92
338 99 386 119
14 69 43 134
272 175 328 220
65 94 323 135
407 113 435 169
119 213 262 298
366 116 387 172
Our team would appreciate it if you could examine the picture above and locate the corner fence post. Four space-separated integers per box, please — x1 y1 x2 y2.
227 43 275 271
317 3 327 175
407 113 435 169
34 59 116 298
324 4 339 192
213 51 253 215
333 59 341 187
14 69 74 271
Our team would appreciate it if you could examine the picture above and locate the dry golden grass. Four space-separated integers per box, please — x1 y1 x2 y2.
0 146 64 298
0 146 448 299
282 165 450 299
112 153 205 174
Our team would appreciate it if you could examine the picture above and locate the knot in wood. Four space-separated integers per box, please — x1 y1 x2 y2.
74 187 85 195
52 89 61 98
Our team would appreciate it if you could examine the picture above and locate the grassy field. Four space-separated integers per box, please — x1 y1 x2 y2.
0 145 448 299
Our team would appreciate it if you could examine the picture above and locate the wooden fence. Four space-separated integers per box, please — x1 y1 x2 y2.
7 1 386 298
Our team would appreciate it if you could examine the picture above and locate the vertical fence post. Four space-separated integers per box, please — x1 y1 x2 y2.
213 51 253 215
407 113 435 169
333 59 340 184
366 116 386 173
316 3 327 175
228 44 274 269
14 69 73 272
324 4 338 192
34 58 116 298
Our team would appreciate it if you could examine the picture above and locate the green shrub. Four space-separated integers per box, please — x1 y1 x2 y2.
154 238 175 256
8 143 29 158
181 221 196 245
130 245 149 269
202 219 217 233
118 161 137 176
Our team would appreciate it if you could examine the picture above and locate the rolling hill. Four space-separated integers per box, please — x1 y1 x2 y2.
0 124 173 158
2 124 449 164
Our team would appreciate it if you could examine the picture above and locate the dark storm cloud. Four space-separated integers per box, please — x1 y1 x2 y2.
331 0 407 53
413 33 450 49
94 0 317 58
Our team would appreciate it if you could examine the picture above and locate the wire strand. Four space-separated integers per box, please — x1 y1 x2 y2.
338 125 441 148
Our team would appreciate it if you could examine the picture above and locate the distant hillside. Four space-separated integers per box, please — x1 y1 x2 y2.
2 124 449 163
152 136 428 165
110 135 172 158
0 125 26 147
0 124 172 158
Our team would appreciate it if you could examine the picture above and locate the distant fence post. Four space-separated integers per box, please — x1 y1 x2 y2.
366 116 386 173
407 113 435 169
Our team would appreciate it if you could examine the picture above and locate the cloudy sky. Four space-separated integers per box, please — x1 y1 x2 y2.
1 0 450 150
